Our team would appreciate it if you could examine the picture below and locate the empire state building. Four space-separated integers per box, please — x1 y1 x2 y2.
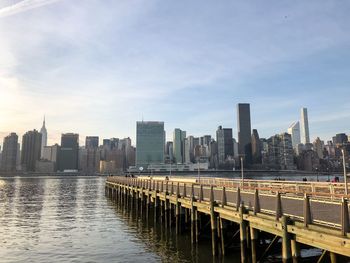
40 116 48 158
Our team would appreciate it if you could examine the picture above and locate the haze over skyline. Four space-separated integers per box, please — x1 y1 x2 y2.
1 0 350 145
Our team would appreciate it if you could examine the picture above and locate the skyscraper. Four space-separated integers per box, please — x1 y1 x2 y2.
40 116 47 158
173 128 186 163
300 108 310 144
58 133 79 171
85 136 99 149
237 103 252 164
287 121 301 148
21 129 42 172
251 129 262 164
1 133 18 172
216 126 233 165
136 121 165 168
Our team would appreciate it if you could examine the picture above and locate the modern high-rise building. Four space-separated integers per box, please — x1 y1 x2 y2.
136 121 165 168
300 108 310 144
21 129 42 172
237 103 252 164
251 129 262 164
313 137 324 159
216 126 233 165
58 133 79 171
40 116 47 158
173 128 186 163
266 133 294 170
287 121 301 148
85 136 99 149
1 133 18 172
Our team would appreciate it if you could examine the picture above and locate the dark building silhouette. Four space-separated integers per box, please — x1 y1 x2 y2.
216 126 233 166
237 103 252 165
85 136 99 149
333 133 348 145
58 133 79 171
1 132 18 172
21 130 42 172
251 129 262 164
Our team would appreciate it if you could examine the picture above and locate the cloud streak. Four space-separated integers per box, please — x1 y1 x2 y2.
0 0 60 17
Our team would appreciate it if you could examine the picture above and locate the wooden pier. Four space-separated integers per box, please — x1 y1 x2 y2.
105 176 350 262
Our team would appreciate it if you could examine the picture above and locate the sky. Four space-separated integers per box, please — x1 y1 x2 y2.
1 0 350 146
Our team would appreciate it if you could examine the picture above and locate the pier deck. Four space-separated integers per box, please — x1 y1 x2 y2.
105 176 350 262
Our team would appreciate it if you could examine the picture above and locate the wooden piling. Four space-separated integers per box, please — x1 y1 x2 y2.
210 186 218 256
250 227 258 263
239 205 248 263
291 238 300 263
281 215 292 263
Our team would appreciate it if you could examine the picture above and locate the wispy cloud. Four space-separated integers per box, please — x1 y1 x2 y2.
0 0 60 17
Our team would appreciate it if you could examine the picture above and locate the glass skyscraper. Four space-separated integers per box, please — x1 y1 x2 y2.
237 103 252 164
136 121 165 168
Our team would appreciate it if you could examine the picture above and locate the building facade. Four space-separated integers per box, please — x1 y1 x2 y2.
58 133 79 171
216 126 233 166
237 103 252 164
136 121 165 168
21 130 42 172
288 121 301 149
1 132 18 172
40 116 47 158
300 107 310 144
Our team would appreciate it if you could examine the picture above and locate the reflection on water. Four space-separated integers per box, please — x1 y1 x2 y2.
0 176 241 263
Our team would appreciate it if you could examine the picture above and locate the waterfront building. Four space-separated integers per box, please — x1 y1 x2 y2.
300 107 310 144
85 136 99 149
266 133 294 170
237 103 252 164
40 116 47 158
136 121 165 168
216 126 233 166
35 159 55 173
21 129 42 172
58 133 79 171
287 121 301 148
165 141 174 163
173 128 186 163
209 140 218 169
333 133 348 145
251 129 262 164
313 137 324 159
1 132 18 172
184 138 191 163
233 138 238 158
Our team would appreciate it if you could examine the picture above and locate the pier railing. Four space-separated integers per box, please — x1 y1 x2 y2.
107 176 350 231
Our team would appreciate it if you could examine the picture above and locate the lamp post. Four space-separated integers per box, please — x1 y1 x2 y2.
342 149 348 196
241 156 244 188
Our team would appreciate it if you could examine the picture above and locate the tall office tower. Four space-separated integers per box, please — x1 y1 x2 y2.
173 128 186 163
1 133 18 172
216 126 233 165
165 141 174 162
184 138 191 163
85 136 99 149
266 133 294 170
136 121 165 168
251 129 262 164
333 133 348 145
313 137 324 159
58 133 79 171
237 103 252 164
287 121 301 148
300 108 310 144
40 116 47 158
84 136 100 174
21 130 42 172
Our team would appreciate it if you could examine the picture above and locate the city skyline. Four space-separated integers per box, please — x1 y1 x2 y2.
1 1 350 145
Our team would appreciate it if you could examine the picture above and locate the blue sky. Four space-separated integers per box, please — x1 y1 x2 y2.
0 0 350 145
